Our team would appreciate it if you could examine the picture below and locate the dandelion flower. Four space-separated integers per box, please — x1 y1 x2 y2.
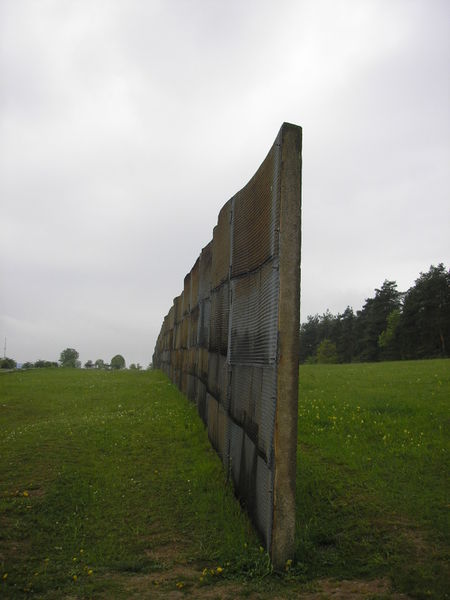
176 581 184 589
216 566 223 574
23 491 29 497
87 569 93 576
72 575 77 582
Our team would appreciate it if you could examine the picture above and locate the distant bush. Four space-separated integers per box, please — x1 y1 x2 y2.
34 360 59 368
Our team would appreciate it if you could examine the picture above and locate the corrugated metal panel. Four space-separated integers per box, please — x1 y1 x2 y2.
217 403 230 466
199 242 212 301
255 455 273 549
209 282 229 356
207 393 219 449
174 294 182 325
183 275 191 315
189 305 199 348
197 299 211 349
190 257 200 309
168 305 175 330
229 364 276 463
198 347 209 383
229 260 279 366
196 379 207 423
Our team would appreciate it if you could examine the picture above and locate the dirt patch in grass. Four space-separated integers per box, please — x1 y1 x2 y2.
104 571 413 599
301 578 411 599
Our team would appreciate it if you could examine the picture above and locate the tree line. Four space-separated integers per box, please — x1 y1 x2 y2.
299 263 450 364
2 348 150 371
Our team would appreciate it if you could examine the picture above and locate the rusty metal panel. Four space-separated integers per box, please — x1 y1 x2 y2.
211 200 231 289
190 257 200 309
174 295 182 324
199 242 212 301
189 305 199 348
231 143 281 278
187 373 197 402
168 305 175 330
183 275 191 315
181 314 189 349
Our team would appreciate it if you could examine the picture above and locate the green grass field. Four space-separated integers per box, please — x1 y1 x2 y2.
0 360 448 599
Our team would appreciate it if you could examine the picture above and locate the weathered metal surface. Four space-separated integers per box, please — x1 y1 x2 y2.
153 123 301 570
211 200 232 289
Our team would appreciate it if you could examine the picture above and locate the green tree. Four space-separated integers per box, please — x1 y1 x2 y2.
399 264 450 358
94 359 105 369
110 354 126 370
378 308 401 359
316 339 338 364
336 306 356 363
59 348 80 368
84 360 94 369
355 280 402 362
299 315 320 363
0 357 16 369
22 362 34 369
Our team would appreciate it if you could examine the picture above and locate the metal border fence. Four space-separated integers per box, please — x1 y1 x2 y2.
153 123 302 568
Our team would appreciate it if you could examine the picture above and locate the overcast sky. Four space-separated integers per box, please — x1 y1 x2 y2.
1 0 449 367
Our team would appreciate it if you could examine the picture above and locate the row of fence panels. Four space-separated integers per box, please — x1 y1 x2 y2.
153 122 302 569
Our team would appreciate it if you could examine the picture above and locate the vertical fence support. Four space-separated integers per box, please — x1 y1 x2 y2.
271 123 302 569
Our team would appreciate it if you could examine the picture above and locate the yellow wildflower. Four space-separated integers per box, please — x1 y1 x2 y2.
202 568 208 576
216 566 223 574
176 581 184 589
23 491 29 497
73 575 77 582
87 569 93 576
2 573 7 580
